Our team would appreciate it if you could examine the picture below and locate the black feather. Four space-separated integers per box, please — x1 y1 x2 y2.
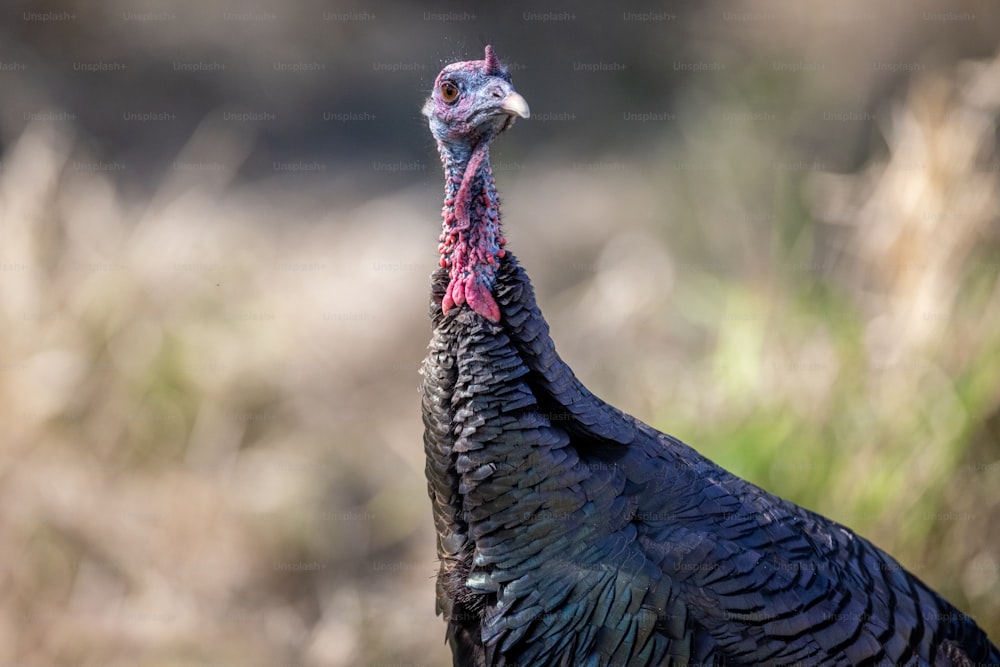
422 257 1000 667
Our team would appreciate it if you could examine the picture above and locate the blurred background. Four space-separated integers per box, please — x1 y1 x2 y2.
2 0 1000 664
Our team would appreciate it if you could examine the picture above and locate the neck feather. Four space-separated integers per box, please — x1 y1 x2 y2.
437 139 506 323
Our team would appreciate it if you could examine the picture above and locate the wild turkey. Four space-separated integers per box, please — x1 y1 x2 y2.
419 46 1000 667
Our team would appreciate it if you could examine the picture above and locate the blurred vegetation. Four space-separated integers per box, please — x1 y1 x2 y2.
1 1 999 665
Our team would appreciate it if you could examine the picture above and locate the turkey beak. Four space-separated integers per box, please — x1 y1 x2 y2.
500 92 530 119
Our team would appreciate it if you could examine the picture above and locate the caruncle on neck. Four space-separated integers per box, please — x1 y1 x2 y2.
422 45 530 323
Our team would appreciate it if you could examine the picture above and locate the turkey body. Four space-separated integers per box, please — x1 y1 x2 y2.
422 257 999 667
420 47 1000 667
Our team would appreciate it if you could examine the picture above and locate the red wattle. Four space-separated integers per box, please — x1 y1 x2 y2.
437 140 502 323
464 278 501 323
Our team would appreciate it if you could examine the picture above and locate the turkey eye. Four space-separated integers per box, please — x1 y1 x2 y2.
440 81 459 103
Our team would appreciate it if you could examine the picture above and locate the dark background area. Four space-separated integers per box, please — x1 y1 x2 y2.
3 0 998 189
1 1 1000 665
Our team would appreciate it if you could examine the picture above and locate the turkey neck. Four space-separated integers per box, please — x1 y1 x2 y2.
437 136 507 323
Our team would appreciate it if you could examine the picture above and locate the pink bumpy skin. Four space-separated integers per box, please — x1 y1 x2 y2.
423 46 530 322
